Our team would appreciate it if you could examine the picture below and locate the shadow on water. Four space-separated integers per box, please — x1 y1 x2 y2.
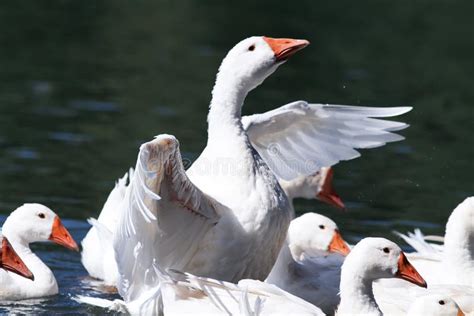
0 0 473 313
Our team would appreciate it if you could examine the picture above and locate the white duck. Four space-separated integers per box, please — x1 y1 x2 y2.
0 203 79 300
336 237 427 316
0 237 34 281
75 237 424 315
80 166 342 286
266 212 350 314
113 36 411 309
395 196 474 286
407 294 465 316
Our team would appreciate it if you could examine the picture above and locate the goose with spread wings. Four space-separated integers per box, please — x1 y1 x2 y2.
113 36 412 310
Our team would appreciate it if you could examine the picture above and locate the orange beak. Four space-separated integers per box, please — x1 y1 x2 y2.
48 216 79 251
0 238 34 280
457 308 465 316
263 37 310 62
327 230 351 256
316 167 345 210
395 252 427 288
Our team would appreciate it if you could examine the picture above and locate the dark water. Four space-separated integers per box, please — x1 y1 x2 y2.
0 0 472 314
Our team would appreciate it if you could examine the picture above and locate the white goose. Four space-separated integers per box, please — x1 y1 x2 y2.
337 237 427 316
266 212 350 314
0 203 79 300
373 197 474 314
80 167 341 286
395 196 474 286
113 36 411 310
0 237 34 281
75 237 425 315
407 294 465 316
80 166 343 288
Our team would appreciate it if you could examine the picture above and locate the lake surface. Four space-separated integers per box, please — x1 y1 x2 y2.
0 1 472 314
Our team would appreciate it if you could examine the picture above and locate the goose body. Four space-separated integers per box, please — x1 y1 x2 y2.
0 204 78 300
81 156 341 287
397 197 474 286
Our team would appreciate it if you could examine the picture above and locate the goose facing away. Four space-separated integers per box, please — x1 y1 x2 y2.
396 196 474 286
373 197 474 314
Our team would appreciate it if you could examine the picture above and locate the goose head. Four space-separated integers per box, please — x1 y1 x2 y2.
315 167 345 209
287 212 350 258
342 237 427 287
215 36 309 94
0 237 34 280
2 203 79 251
407 295 464 316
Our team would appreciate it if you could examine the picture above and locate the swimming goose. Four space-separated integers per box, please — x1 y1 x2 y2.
373 197 474 314
0 237 34 280
113 36 411 309
396 196 474 286
336 237 427 316
0 203 79 300
80 166 341 286
407 294 465 316
265 212 350 314
81 165 341 287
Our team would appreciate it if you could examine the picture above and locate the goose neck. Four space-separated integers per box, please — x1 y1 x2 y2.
443 228 474 272
207 75 248 146
8 238 56 287
265 239 293 285
338 266 381 315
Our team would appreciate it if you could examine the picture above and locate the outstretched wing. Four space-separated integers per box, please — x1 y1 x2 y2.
114 134 220 304
242 101 411 180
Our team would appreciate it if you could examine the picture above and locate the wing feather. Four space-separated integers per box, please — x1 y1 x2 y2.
114 135 220 305
243 101 411 180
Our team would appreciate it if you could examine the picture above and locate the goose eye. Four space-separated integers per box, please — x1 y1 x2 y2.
438 300 445 305
318 225 325 229
248 44 255 51
38 213 45 219
382 247 390 254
